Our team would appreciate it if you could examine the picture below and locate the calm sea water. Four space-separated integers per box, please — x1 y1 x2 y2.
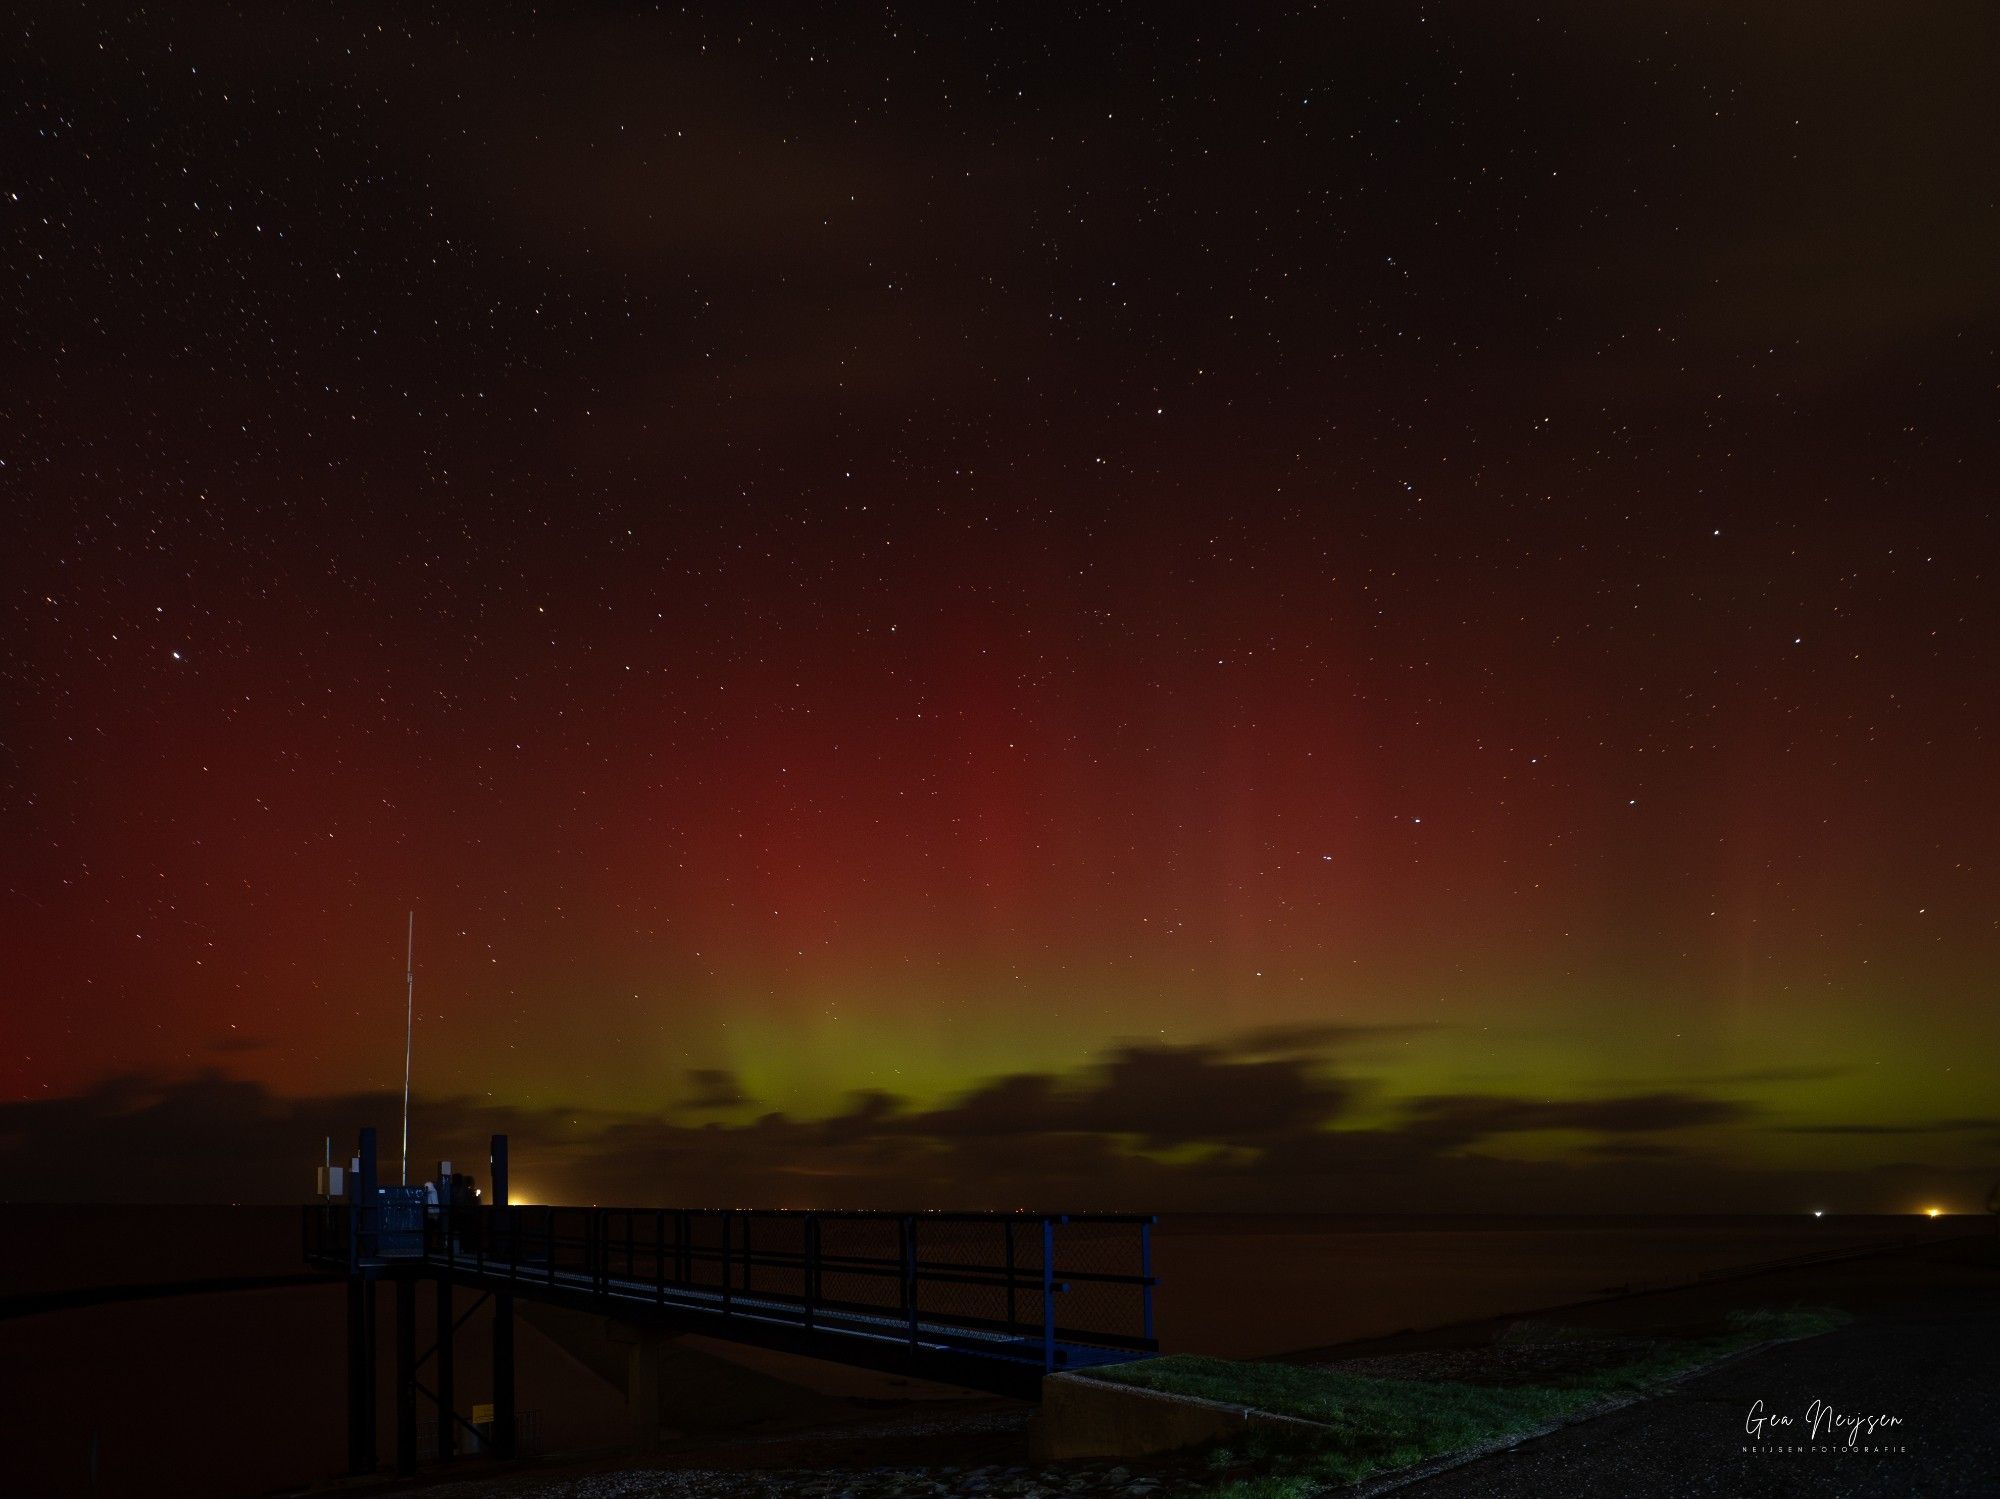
1148 1212 1930 1355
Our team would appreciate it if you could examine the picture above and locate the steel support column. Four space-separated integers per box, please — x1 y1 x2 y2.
493 1290 515 1457
345 1273 374 1474
395 1276 417 1474
435 1273 455 1461
490 1132 516 1460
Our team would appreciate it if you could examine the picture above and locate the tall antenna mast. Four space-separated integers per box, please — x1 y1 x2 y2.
401 910 414 1186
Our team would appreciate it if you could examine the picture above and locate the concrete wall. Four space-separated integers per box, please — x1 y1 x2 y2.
1029 1368 1326 1461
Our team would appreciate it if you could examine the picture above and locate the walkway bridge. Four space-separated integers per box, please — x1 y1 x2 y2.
302 1129 1158 1477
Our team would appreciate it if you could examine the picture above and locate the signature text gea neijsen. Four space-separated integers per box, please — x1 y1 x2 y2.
1745 1399 1904 1447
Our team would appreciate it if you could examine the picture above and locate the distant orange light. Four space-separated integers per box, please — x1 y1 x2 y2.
1924 1207 1943 1219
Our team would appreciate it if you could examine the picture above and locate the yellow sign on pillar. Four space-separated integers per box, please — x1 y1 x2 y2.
472 1402 495 1426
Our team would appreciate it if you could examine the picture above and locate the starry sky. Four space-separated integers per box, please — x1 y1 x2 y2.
4 4 1996 1210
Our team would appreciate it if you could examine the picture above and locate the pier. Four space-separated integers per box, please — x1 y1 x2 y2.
302 1128 1159 1476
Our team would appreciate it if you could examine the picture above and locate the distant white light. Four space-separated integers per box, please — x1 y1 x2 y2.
171 651 182 661
1811 1209 1823 1219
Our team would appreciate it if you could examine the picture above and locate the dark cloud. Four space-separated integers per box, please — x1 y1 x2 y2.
1577 1139 1701 1161
1772 1119 2000 1136
681 1068 750 1110
1 1036 1982 1214
1705 1067 1855 1086
1613 1066 1856 1089
1401 1092 1756 1149
1217 1022 1429 1057
902 1043 1347 1147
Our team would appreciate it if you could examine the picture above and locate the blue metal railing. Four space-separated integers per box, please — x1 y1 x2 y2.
304 1201 1156 1373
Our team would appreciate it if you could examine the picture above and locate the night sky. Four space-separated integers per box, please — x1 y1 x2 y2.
5 4 1995 1211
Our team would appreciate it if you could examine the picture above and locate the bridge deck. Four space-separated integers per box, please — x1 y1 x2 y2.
306 1203 1157 1395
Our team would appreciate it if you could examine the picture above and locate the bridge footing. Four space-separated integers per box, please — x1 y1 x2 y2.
613 1322 676 1448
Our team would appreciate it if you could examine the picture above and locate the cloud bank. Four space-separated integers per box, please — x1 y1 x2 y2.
3 1030 1984 1214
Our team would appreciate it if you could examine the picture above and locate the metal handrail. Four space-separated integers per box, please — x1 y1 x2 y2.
305 1200 1158 1369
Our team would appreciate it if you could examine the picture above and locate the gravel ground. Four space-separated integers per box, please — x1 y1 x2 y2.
419 1461 1207 1499
1378 1298 1999 1498
409 1404 1208 1499
684 1407 1035 1453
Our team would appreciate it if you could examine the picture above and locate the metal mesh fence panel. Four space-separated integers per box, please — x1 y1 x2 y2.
382 1206 1156 1373
1049 1217 1152 1344
815 1214 904 1317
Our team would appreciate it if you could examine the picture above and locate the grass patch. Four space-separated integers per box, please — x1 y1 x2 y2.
1091 1306 1847 1497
